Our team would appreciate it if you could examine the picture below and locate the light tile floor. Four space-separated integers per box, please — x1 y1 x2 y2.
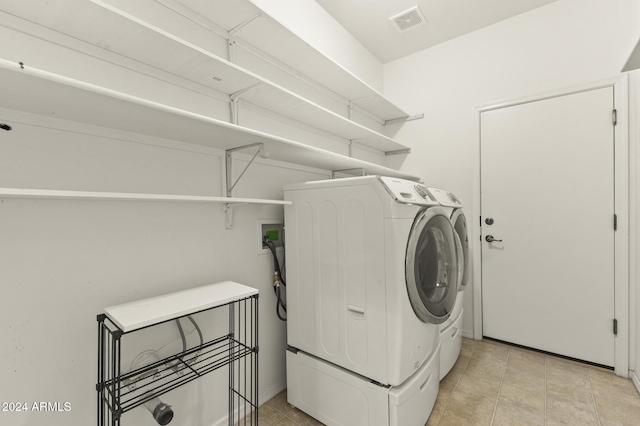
430 338 640 425
258 338 640 425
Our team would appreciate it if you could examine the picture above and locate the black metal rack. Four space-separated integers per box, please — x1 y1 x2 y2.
97 288 258 426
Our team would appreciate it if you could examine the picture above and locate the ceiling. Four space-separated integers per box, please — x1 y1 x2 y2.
314 0 561 63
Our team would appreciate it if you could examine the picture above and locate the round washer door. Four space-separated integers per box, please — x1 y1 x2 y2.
451 209 469 288
405 207 459 324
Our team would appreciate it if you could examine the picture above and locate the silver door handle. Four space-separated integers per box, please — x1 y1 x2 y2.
485 235 502 243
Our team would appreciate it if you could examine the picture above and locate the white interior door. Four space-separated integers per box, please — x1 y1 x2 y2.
480 87 615 367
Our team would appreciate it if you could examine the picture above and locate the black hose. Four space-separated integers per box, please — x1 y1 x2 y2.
264 236 287 321
264 238 286 286
275 286 286 321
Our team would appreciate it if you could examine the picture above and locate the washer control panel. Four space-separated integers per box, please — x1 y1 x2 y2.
379 177 437 206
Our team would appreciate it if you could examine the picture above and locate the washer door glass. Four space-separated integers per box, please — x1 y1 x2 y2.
406 208 458 324
453 210 469 287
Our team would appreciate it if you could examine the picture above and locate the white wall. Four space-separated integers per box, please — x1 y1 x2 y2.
383 0 640 340
0 108 329 426
0 9 332 426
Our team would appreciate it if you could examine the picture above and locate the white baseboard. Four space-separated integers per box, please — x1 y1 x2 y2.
258 378 287 406
631 370 640 395
462 329 474 339
211 378 287 426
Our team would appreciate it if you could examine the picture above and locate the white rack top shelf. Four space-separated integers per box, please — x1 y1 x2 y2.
87 0 408 153
104 281 259 332
0 188 291 205
0 59 420 181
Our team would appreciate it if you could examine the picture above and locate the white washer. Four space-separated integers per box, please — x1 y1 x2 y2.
427 188 469 379
284 176 460 426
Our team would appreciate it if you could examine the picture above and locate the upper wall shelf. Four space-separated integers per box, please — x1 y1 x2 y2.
103 0 410 123
85 0 408 154
0 188 290 206
0 187 291 229
216 1 409 121
0 59 420 182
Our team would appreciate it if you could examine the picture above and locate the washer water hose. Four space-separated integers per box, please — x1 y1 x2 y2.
264 235 287 321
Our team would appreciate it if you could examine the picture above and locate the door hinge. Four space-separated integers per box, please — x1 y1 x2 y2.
480 216 482 226
614 214 617 231
612 109 617 126
613 319 618 335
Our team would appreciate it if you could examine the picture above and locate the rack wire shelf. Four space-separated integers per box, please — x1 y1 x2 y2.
97 283 258 425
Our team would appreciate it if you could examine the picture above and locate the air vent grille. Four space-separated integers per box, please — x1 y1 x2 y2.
390 6 426 31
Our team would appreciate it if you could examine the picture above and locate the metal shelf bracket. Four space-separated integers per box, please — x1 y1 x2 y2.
384 113 424 126
228 13 262 63
385 148 411 156
230 83 262 125
225 142 267 228
224 202 248 229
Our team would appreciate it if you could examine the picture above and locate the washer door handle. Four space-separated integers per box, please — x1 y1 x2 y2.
485 235 503 243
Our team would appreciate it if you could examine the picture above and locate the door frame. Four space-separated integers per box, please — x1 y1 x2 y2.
471 75 630 376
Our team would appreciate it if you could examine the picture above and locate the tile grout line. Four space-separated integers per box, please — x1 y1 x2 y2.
585 368 603 425
489 346 509 425
435 341 476 426
263 396 300 426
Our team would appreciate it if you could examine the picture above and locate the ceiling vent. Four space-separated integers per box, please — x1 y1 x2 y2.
390 6 426 32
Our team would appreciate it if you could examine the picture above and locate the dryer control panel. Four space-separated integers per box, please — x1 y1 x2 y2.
379 177 438 206
428 187 463 208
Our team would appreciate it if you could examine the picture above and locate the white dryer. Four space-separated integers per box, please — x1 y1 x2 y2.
427 188 469 379
284 176 460 426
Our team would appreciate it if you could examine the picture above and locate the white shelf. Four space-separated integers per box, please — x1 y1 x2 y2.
0 188 291 205
169 0 409 122
86 0 409 154
230 6 409 121
0 59 420 181
104 280 259 332
243 84 405 152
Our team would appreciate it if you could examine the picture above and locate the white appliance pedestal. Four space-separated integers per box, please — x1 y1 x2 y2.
286 344 440 426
